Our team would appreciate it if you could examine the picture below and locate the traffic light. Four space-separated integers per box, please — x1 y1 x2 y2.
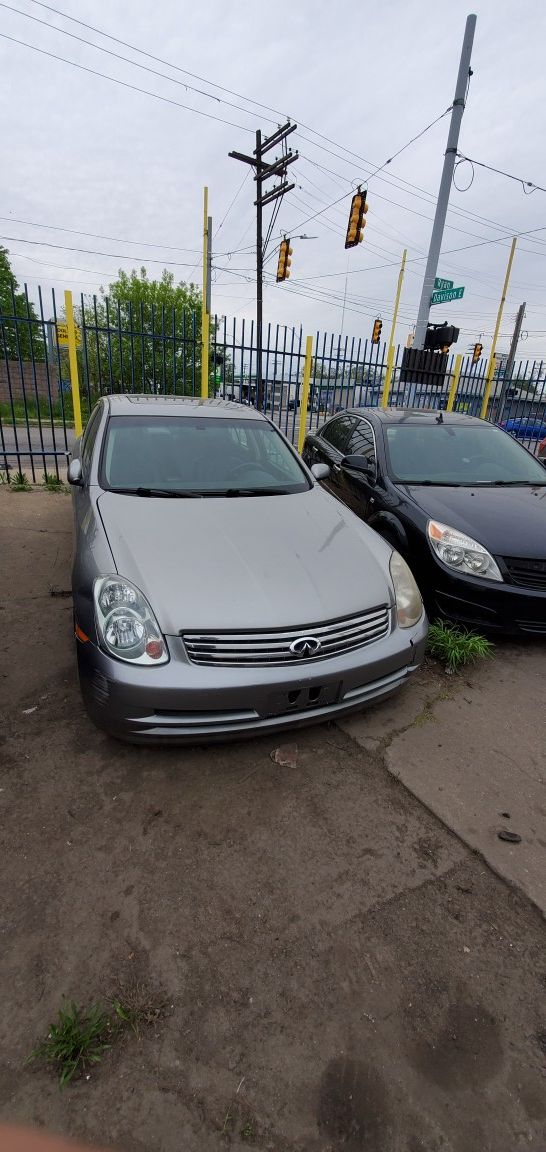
276 238 292 282
472 342 483 363
424 323 460 351
345 189 368 249
371 318 383 345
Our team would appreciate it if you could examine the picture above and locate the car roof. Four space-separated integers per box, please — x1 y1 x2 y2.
347 406 486 426
104 395 266 420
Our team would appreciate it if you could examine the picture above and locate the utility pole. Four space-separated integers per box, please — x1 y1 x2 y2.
229 122 298 409
498 301 526 416
413 14 477 349
201 187 212 399
255 130 264 408
381 248 407 407
480 236 517 419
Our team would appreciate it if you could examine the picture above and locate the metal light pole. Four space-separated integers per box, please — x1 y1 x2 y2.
413 14 477 349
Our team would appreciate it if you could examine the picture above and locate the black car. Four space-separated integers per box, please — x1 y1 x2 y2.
302 408 546 635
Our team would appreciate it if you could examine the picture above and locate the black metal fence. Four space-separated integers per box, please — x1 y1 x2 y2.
1 285 545 481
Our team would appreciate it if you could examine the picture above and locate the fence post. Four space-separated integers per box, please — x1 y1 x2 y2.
380 345 395 408
297 335 313 454
64 290 83 437
446 353 462 412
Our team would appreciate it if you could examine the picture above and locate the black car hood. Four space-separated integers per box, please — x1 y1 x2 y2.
401 483 546 558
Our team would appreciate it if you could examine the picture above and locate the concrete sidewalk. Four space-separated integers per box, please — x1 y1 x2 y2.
341 643 546 915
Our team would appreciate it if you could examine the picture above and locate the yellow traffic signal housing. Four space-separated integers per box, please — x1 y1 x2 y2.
371 318 383 344
472 342 483 363
345 190 368 249
276 238 293 282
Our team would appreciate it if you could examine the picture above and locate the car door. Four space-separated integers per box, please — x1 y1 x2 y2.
338 416 378 519
305 414 357 499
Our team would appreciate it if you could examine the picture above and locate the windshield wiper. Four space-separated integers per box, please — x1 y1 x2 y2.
111 487 203 498
481 480 546 487
220 487 291 497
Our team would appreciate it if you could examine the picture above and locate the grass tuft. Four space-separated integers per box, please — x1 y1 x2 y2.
42 471 65 492
28 1001 111 1088
11 470 31 491
427 621 493 673
112 976 166 1039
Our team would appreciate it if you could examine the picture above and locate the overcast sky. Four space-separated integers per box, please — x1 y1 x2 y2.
2 0 546 363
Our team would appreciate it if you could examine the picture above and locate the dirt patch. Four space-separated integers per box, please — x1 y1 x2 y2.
1 490 545 1152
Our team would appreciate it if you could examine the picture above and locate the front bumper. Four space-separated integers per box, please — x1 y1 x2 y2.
76 615 428 743
431 565 546 636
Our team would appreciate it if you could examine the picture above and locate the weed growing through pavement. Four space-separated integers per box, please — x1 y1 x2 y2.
42 471 65 492
29 981 166 1088
28 1001 111 1088
11 470 31 491
427 621 492 673
112 976 166 1039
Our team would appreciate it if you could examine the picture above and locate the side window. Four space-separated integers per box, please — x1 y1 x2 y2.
81 406 102 478
346 418 376 468
320 415 356 453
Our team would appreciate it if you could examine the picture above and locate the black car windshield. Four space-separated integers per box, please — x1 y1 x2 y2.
100 414 310 495
385 423 546 485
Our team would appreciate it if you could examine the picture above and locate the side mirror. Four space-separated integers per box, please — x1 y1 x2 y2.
67 459 83 486
311 462 330 481
341 453 373 476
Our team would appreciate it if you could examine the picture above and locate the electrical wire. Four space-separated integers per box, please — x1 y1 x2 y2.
0 2 277 127
0 32 256 132
20 0 546 252
456 152 546 195
0 214 203 253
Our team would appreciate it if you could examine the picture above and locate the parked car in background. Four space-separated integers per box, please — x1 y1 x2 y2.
500 416 546 440
302 408 546 636
67 396 427 743
538 435 546 460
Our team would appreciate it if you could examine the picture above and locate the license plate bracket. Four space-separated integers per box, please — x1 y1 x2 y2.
264 680 342 717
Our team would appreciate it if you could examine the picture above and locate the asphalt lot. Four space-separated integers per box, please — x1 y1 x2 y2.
0 488 545 1152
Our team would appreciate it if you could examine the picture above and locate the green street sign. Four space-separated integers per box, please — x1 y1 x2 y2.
430 285 465 305
434 277 454 291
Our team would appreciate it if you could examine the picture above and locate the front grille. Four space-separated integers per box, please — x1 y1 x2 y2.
182 606 390 667
502 556 546 590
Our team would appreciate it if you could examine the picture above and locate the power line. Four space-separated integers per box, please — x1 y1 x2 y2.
0 214 202 253
455 152 546 195
20 0 546 253
0 2 276 127
0 33 256 132
0 232 256 273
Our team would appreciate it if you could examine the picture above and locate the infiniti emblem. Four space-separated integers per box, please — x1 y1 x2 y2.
289 635 322 657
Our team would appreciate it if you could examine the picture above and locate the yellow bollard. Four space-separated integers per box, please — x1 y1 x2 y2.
298 335 314 455
380 345 395 408
64 290 83 438
446 354 462 412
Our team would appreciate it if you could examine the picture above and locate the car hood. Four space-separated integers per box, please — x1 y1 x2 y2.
97 487 393 633
402 483 546 557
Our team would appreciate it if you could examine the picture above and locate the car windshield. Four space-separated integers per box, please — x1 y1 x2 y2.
384 423 546 485
100 414 310 495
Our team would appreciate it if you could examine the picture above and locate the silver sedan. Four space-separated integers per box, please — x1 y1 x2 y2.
68 396 427 743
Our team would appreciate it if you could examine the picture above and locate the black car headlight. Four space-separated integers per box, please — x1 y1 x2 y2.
427 520 503 582
94 576 169 664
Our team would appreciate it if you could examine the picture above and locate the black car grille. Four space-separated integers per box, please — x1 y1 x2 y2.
502 557 546 590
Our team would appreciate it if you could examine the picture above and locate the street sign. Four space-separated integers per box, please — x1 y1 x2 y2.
430 285 465 305
434 277 454 291
56 321 82 347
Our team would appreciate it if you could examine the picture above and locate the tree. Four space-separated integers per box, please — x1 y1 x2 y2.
0 246 45 361
78 267 206 395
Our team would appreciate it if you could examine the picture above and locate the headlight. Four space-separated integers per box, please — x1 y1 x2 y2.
94 576 169 664
390 551 423 629
427 520 502 582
